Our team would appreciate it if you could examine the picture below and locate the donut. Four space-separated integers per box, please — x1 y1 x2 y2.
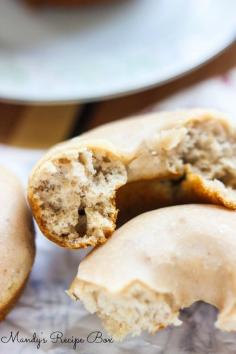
28 109 236 248
69 204 236 340
0 166 35 320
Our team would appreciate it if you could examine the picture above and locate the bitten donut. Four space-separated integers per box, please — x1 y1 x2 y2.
69 204 236 340
0 166 35 320
28 109 236 248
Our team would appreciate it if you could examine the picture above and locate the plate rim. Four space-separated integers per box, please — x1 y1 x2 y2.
0 30 235 104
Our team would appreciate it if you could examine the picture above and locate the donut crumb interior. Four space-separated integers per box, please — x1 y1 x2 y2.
69 281 180 341
30 118 236 248
32 149 127 247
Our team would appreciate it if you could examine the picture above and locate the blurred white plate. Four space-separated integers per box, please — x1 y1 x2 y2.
0 0 235 103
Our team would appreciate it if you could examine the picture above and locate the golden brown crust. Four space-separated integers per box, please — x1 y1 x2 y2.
0 276 30 321
0 166 35 320
181 171 236 210
29 191 70 248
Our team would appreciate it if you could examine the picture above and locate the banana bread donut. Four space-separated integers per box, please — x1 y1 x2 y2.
28 109 236 248
0 166 35 320
69 204 236 340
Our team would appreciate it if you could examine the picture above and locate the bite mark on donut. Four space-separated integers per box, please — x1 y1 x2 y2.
29 117 236 248
30 149 127 248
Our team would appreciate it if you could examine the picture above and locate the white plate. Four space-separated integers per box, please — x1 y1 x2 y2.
0 0 235 103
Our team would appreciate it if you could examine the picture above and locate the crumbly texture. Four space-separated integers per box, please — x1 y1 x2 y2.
69 281 180 341
69 205 236 340
29 148 127 248
28 110 236 248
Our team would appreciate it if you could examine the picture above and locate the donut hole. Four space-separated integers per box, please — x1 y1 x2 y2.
116 177 189 226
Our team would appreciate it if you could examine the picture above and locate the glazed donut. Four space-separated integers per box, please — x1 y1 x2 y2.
0 166 35 320
69 204 236 340
28 109 236 248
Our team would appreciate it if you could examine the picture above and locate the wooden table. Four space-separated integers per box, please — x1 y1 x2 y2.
1 42 236 149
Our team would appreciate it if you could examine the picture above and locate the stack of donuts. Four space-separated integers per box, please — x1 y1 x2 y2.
25 109 236 340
